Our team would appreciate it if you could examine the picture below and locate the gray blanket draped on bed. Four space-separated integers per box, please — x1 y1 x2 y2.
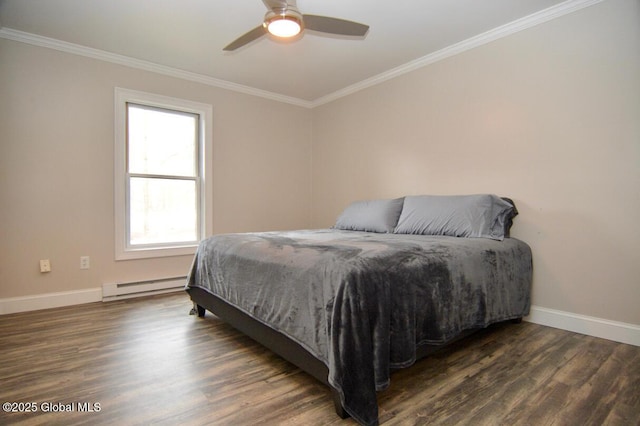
186 229 532 426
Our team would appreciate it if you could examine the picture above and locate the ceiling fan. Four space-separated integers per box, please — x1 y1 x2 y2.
223 0 369 51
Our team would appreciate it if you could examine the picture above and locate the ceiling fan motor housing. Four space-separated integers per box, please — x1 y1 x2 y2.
263 7 304 37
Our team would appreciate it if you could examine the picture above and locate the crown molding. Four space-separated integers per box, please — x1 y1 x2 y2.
311 0 604 107
0 0 602 109
0 27 314 109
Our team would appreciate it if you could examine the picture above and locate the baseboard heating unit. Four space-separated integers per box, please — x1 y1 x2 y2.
102 276 187 302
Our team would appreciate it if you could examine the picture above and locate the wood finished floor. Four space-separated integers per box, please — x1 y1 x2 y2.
0 293 638 426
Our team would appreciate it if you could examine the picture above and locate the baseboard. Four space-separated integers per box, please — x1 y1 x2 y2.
525 305 640 347
0 288 102 315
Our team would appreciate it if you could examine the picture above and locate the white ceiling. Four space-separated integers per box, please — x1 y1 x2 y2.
0 0 588 106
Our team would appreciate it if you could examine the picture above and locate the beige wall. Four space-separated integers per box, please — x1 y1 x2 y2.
1 0 638 327
312 0 640 324
0 39 312 298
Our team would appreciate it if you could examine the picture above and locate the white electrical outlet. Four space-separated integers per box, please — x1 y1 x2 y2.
80 256 90 270
39 259 51 273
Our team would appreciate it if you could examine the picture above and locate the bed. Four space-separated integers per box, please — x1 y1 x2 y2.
185 194 533 426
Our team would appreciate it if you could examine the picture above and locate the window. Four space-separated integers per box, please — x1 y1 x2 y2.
115 88 212 260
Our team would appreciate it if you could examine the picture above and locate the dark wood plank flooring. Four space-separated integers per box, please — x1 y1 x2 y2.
0 293 638 425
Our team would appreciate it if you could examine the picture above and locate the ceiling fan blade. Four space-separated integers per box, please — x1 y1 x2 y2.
302 15 369 36
223 25 266 51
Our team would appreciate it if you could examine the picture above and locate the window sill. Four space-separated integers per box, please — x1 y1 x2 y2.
115 245 197 261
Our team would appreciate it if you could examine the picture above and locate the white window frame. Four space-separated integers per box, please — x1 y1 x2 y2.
114 87 213 260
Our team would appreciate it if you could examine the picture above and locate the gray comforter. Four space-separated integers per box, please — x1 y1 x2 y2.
186 229 532 425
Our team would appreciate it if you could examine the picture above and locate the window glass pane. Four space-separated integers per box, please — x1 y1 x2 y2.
128 104 197 177
129 177 198 245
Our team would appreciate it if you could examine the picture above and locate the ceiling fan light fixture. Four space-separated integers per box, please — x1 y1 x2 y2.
264 9 303 38
223 1 369 52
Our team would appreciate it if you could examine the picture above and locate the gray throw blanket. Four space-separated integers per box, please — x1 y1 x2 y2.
186 229 532 425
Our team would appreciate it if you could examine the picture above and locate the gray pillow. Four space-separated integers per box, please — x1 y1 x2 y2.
334 197 405 233
393 194 515 240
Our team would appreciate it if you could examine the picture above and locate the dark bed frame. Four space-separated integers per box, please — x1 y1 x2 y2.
186 286 514 419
